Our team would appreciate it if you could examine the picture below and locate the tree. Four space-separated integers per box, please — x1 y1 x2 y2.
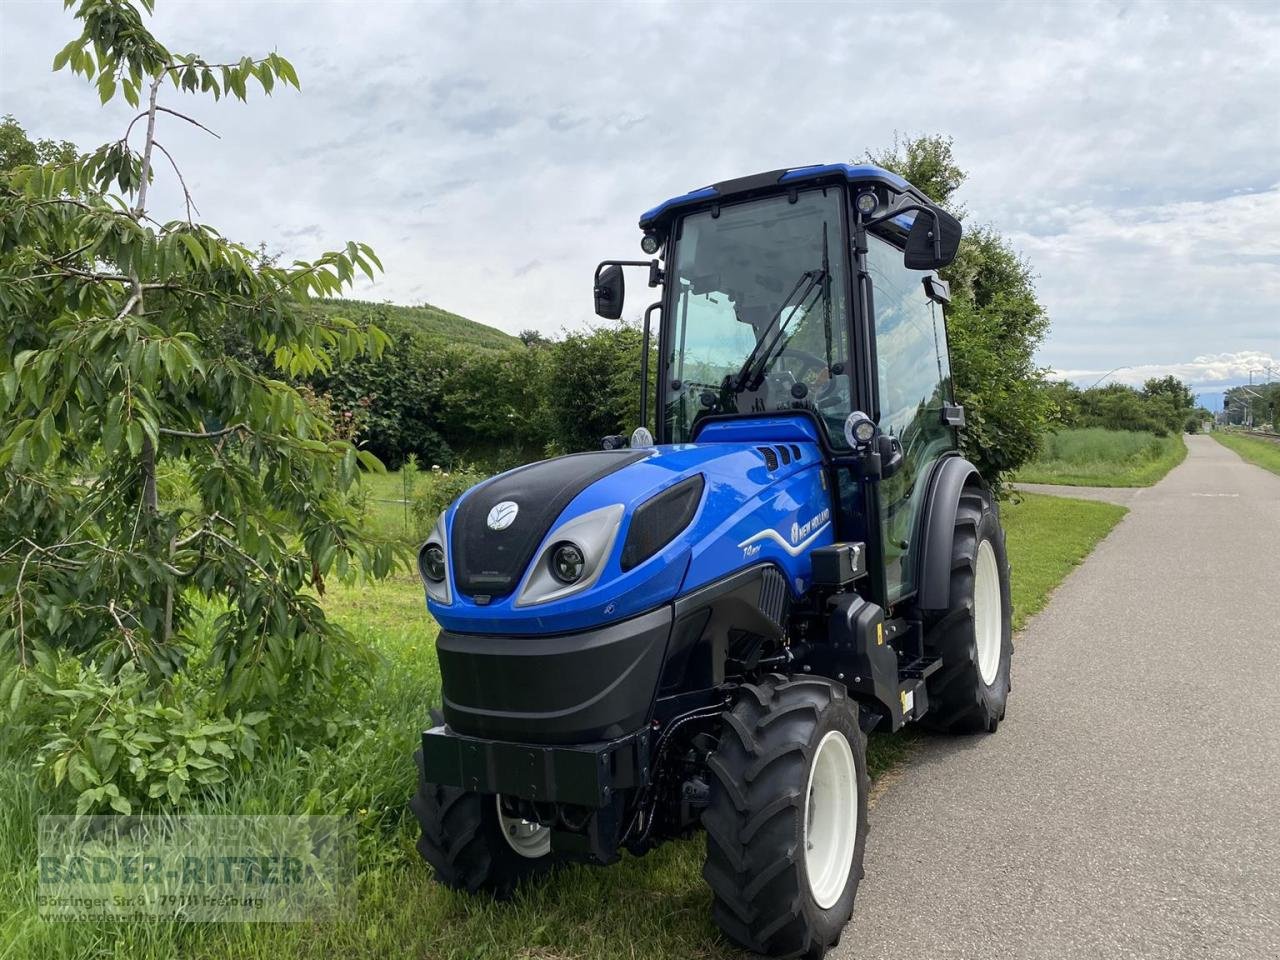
518 328 550 348
1 0 396 719
1142 375 1195 413
868 134 1054 485
542 323 653 453
0 115 79 175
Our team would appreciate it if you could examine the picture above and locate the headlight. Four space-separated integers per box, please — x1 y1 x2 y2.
420 544 446 582
550 542 586 584
514 503 625 607
418 512 451 605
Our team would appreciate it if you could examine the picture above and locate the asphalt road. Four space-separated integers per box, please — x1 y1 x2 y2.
837 435 1280 960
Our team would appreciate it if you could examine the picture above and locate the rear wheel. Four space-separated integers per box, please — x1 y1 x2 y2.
923 484 1012 733
410 747 555 896
702 675 868 958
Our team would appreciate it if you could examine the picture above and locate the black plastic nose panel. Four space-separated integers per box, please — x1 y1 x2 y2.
436 605 673 743
450 449 645 598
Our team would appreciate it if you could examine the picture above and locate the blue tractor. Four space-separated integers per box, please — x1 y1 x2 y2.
411 164 1012 958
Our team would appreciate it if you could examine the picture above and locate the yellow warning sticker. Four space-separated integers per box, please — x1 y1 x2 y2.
876 622 884 645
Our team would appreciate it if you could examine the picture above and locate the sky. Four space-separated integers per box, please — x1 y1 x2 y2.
2 0 1278 403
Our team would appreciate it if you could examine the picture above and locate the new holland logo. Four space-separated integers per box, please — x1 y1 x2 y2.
486 501 519 531
790 508 830 546
737 507 831 558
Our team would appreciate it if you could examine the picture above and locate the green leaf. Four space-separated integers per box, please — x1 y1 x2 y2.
178 233 207 267
97 74 117 105
126 420 144 456
52 40 78 72
275 56 300 88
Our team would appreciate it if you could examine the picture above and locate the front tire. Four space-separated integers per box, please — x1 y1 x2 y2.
702 675 868 958
923 484 1013 733
410 747 555 897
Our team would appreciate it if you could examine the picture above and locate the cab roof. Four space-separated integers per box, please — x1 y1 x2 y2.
638 163 922 231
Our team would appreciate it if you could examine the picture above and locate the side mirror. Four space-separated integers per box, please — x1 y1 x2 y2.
904 206 962 270
594 264 625 320
877 434 905 479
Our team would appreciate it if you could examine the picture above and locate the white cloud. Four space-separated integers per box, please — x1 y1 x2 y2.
0 0 1278 372
1054 350 1280 390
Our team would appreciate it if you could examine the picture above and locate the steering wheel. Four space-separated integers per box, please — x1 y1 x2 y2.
776 347 841 400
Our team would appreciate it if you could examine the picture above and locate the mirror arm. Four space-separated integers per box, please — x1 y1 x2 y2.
594 260 660 284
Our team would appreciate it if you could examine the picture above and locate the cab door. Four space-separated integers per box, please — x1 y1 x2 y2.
865 233 956 603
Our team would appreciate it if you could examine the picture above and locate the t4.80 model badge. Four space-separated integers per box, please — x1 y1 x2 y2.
486 501 519 531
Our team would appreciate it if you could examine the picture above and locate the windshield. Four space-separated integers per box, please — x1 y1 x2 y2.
663 188 853 445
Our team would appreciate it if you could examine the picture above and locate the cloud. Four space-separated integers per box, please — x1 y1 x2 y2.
1054 350 1280 389
1 0 1277 370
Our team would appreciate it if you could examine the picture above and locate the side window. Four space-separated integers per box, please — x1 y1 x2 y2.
866 234 954 602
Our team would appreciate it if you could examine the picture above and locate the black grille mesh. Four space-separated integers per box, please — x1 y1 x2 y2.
620 475 705 572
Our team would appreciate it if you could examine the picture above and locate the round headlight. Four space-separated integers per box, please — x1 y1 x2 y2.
856 191 878 215
419 543 446 583
549 542 585 584
640 233 661 255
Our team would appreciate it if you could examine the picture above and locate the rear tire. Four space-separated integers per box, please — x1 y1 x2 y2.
410 746 555 897
702 675 868 959
922 484 1012 733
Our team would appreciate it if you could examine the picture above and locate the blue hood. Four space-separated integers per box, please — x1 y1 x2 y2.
428 423 836 635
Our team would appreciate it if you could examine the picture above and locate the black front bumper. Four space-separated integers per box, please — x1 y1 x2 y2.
435 605 673 744
420 725 650 808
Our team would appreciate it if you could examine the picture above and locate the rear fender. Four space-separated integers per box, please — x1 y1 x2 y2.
915 455 988 614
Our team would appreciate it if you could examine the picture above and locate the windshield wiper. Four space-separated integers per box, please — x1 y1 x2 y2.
732 267 826 394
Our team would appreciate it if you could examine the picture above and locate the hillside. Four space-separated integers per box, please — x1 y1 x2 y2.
311 298 522 351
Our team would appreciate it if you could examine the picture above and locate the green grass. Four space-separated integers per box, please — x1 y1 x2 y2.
1213 431 1280 476
1015 427 1186 487
0 495 1126 960
1002 492 1127 629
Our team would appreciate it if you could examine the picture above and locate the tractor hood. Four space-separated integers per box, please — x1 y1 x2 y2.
425 417 836 635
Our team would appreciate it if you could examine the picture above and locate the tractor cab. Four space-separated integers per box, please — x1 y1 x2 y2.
594 164 964 609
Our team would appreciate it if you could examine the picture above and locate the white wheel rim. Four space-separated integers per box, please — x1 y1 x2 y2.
803 730 858 909
974 539 1002 686
496 797 551 859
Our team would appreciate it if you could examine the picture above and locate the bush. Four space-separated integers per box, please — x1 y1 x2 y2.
410 464 488 530
3 653 267 815
541 323 653 453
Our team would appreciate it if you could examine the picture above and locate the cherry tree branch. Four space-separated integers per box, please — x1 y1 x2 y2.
152 140 200 221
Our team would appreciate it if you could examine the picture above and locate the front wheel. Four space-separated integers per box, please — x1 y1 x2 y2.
702 675 868 958
410 747 556 897
923 484 1013 733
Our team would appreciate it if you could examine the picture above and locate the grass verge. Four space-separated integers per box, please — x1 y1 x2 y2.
1212 431 1280 476
0 495 1125 960
1002 492 1127 629
1015 427 1186 487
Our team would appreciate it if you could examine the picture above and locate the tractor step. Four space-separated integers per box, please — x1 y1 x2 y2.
897 656 941 681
